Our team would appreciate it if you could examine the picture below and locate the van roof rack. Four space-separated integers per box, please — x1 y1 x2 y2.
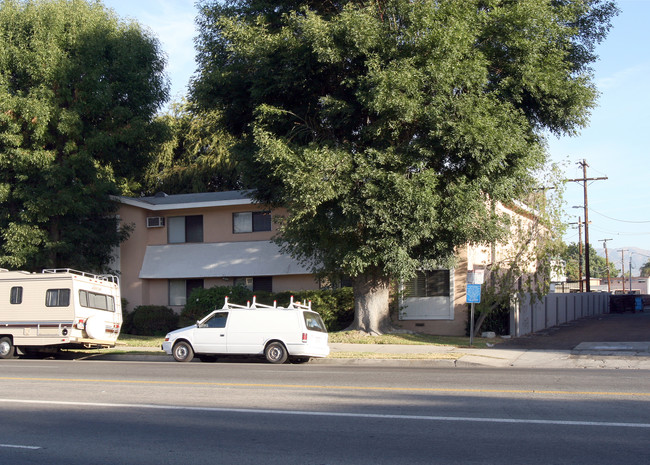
42 268 119 284
222 295 312 311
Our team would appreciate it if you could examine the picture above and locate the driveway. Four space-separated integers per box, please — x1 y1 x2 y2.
498 311 650 350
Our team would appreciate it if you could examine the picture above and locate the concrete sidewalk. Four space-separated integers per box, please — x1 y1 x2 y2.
105 340 650 369
329 342 650 369
100 312 650 369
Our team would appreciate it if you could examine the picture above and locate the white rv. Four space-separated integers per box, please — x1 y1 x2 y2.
0 268 122 358
162 296 330 364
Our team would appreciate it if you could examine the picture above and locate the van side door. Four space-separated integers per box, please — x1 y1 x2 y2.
192 311 228 354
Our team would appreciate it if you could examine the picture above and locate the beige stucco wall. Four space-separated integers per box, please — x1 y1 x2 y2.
118 204 150 310
273 274 320 292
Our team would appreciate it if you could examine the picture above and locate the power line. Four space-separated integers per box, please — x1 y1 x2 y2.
590 209 650 224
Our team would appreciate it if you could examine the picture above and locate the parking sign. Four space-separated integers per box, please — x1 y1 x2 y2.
466 284 481 303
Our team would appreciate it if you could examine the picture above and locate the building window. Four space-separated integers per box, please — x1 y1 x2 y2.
10 286 23 304
233 276 273 292
169 279 204 306
46 289 71 307
168 215 203 243
400 270 454 321
404 270 450 298
233 211 271 233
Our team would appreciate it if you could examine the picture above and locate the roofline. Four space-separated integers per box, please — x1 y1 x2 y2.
112 195 254 211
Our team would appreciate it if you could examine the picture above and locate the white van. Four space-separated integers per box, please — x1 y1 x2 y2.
162 296 330 363
0 268 122 358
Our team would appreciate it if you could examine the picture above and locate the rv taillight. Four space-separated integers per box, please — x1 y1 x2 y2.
75 318 86 330
302 332 308 343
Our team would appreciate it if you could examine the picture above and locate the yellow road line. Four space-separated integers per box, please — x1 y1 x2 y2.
2 376 649 398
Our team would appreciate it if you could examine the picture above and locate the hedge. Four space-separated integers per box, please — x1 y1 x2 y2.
122 305 179 336
179 286 354 332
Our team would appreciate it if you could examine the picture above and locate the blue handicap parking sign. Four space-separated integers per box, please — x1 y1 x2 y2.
466 284 481 303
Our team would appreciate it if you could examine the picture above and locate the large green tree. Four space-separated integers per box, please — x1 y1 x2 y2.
192 0 617 333
144 102 242 195
641 259 650 278
0 0 169 272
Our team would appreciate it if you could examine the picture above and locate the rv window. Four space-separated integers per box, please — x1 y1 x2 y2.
46 289 71 307
79 290 116 312
10 286 23 304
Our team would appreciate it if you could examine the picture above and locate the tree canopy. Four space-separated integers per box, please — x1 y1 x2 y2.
144 102 242 195
191 0 617 333
560 242 619 281
0 0 169 271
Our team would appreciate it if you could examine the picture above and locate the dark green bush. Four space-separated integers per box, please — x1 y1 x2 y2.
178 286 354 332
179 285 253 327
466 304 510 336
127 305 179 336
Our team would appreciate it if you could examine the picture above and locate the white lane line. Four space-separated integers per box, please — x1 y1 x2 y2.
0 443 41 450
2 398 650 429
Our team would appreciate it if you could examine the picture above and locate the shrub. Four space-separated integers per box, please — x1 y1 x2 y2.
466 304 510 336
178 286 354 332
127 305 179 336
179 285 253 327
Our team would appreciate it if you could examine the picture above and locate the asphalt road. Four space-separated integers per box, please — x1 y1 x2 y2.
1 360 649 464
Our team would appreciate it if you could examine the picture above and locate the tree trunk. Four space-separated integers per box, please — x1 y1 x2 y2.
48 217 60 269
347 270 392 335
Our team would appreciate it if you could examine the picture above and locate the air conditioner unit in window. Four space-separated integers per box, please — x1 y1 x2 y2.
245 277 254 286
146 217 165 228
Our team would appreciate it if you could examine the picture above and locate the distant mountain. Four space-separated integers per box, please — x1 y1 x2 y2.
595 247 650 275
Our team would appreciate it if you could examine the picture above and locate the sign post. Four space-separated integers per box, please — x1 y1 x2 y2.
466 270 484 347
466 284 481 346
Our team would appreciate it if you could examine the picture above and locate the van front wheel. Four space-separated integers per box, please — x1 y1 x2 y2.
172 341 194 362
0 337 15 359
265 342 288 364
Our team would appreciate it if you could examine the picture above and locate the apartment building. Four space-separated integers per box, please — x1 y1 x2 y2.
115 191 317 311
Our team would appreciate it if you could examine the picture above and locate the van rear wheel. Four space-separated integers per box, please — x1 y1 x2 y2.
172 341 194 362
265 342 288 364
0 337 15 359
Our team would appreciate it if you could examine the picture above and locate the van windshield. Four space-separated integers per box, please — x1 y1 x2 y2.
303 311 327 333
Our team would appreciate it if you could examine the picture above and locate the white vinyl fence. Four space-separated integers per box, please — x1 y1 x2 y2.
510 292 609 337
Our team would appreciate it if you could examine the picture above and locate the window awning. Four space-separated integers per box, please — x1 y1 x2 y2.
138 241 311 279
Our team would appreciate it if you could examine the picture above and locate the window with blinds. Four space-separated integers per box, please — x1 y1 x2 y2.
404 270 450 298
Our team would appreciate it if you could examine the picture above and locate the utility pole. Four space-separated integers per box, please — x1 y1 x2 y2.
630 254 633 293
599 239 613 293
620 249 628 294
577 219 584 292
565 160 608 292
569 217 584 291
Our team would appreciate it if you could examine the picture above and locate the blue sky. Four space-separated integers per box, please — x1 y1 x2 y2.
102 0 650 268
